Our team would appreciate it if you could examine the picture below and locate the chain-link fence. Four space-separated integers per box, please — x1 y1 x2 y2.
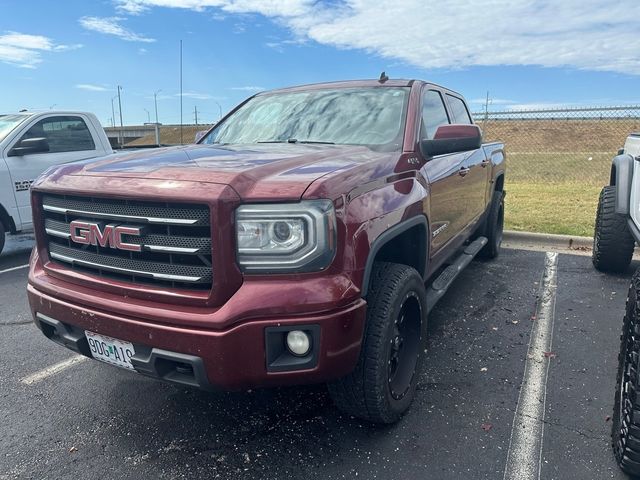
472 106 640 236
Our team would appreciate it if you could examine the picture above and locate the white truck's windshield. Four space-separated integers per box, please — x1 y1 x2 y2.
201 87 409 151
0 114 28 143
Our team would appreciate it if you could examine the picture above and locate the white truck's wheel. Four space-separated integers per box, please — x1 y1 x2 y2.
613 269 640 476
593 186 635 273
0 222 5 255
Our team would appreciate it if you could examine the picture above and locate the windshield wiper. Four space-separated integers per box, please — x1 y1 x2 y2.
257 138 335 145
296 140 335 145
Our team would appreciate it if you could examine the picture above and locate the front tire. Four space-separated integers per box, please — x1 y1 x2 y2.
593 186 635 273
328 262 427 424
613 269 640 477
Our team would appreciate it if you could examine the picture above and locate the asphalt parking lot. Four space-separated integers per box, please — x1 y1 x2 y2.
0 235 637 480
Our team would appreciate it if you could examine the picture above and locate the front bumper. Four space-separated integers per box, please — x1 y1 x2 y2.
27 285 366 391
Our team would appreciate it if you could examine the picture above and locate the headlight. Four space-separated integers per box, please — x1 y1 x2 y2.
236 200 336 273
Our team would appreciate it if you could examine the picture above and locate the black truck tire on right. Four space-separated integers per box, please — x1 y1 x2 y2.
592 186 635 273
328 262 427 424
613 269 640 477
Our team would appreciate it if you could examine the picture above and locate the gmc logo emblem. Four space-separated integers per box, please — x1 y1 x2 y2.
69 221 142 252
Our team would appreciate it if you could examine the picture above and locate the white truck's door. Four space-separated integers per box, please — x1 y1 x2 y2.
3 114 103 230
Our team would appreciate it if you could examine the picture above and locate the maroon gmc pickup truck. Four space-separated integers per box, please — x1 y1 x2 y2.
27 79 505 423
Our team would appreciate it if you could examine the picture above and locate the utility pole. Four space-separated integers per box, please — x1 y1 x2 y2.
179 39 183 145
111 95 118 128
194 105 199 125
117 85 124 147
484 91 491 122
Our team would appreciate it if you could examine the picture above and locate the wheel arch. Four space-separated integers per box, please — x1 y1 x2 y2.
610 153 634 215
0 203 17 234
361 215 429 298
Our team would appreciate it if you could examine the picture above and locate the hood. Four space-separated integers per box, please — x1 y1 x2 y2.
60 143 390 200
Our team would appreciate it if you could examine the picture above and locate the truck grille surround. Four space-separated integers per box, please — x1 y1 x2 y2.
40 194 213 291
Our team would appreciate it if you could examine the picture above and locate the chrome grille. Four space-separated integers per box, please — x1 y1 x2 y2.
41 194 213 290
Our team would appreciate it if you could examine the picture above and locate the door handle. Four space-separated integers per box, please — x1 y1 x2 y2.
481 159 491 168
458 167 470 177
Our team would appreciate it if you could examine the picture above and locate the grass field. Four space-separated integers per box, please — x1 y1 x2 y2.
504 152 606 236
478 117 640 236
505 183 600 237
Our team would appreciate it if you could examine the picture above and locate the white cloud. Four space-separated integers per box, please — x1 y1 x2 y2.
79 16 155 43
111 0 640 75
178 92 214 99
0 32 81 68
76 84 109 91
115 0 312 17
230 86 264 92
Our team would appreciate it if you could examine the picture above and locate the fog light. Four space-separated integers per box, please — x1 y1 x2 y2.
286 330 311 356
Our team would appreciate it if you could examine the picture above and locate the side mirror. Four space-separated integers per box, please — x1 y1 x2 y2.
8 137 50 157
194 130 208 143
420 124 482 157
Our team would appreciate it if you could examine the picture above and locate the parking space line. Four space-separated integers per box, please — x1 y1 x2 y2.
20 355 88 386
0 264 29 275
503 251 559 480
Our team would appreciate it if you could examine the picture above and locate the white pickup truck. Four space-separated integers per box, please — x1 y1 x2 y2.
0 111 112 254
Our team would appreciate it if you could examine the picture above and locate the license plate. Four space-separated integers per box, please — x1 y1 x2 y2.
85 331 135 370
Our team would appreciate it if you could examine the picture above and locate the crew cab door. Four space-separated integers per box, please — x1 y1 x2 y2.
2 114 100 230
419 89 468 253
445 94 490 225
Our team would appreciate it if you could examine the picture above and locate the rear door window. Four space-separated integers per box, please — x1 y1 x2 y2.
19 116 95 153
446 95 472 124
421 90 450 139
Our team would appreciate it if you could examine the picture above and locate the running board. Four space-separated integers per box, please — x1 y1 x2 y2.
426 236 488 313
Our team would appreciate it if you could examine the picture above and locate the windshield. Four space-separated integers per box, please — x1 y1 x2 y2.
0 114 28 143
201 87 409 151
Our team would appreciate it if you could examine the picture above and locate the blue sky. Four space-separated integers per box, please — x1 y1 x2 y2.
0 0 638 126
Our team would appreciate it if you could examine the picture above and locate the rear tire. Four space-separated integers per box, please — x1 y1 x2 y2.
612 269 640 477
593 186 635 273
0 222 5 256
328 262 427 424
479 190 504 259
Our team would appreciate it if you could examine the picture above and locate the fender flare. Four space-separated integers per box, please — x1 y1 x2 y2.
611 153 634 215
360 215 429 298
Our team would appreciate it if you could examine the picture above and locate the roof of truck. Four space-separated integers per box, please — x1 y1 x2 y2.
1 110 96 116
258 79 464 98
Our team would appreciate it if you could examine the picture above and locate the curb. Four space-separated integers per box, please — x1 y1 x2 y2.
503 230 593 250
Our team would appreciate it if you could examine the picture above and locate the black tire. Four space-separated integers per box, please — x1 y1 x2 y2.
612 269 640 477
328 262 427 424
593 186 635 273
479 190 505 259
0 222 5 256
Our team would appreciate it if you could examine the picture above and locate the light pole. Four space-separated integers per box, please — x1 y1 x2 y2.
117 85 124 147
213 101 222 121
153 89 162 124
153 89 162 147
144 108 150 123
111 95 118 128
